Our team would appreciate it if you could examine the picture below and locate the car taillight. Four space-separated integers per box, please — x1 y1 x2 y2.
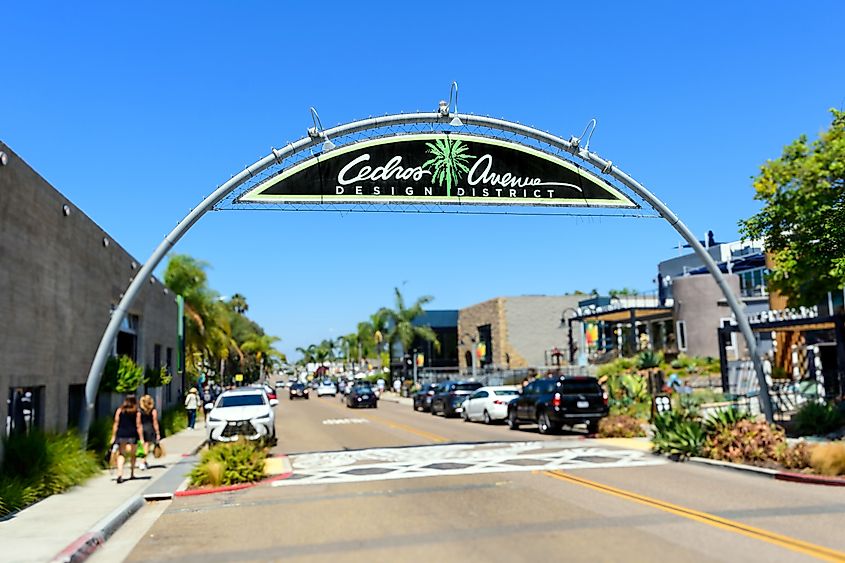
493 399 507 405
552 393 561 408
602 391 608 406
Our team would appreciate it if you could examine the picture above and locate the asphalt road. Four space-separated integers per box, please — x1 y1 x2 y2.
126 393 845 562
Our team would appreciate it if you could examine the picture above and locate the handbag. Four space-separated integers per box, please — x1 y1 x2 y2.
153 441 166 458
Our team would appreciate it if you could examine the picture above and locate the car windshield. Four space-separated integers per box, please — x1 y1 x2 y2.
353 386 372 393
494 390 519 396
218 394 265 407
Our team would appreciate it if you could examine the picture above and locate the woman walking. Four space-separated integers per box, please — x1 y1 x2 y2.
111 394 144 484
139 394 161 470
184 387 200 429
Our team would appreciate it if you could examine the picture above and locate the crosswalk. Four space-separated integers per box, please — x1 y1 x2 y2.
272 440 665 487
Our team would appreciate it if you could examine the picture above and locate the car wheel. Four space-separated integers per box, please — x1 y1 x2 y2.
431 402 438 415
537 411 558 435
508 409 520 430
483 410 492 425
462 409 470 422
587 419 599 434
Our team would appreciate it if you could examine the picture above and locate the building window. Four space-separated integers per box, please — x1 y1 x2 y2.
676 320 687 351
740 267 768 297
7 386 44 435
166 347 174 402
477 324 493 366
154 344 162 369
68 384 85 428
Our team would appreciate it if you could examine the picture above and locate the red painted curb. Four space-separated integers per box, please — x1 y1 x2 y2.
51 531 104 563
174 455 293 497
775 471 845 486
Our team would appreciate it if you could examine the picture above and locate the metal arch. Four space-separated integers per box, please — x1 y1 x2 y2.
79 112 773 443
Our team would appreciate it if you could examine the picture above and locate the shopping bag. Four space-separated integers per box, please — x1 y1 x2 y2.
153 441 166 458
136 442 146 458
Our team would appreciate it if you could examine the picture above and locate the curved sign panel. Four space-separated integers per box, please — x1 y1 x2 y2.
241 134 636 208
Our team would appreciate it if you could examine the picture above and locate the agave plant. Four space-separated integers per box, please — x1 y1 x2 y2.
652 410 705 459
422 137 476 197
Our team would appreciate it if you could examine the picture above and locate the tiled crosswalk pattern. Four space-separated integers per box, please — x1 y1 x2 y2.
272 440 665 487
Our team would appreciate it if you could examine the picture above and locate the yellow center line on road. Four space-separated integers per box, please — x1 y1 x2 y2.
319 397 449 443
542 470 845 562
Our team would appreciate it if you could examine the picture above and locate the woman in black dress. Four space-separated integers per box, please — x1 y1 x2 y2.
139 394 161 470
110 394 144 483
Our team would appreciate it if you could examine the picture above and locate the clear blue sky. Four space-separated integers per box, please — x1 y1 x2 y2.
4 2 844 359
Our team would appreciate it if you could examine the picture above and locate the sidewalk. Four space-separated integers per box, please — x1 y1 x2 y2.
0 426 207 563
379 391 413 406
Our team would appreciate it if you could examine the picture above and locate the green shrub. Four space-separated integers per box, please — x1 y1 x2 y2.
190 440 267 487
160 407 188 438
115 356 146 393
793 401 843 436
703 407 753 435
86 417 114 467
145 366 173 388
703 419 786 465
636 350 662 370
652 410 705 459
0 432 100 517
598 415 646 438
605 373 651 419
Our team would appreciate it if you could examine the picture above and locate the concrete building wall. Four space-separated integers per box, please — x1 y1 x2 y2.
673 274 741 358
458 295 584 369
0 142 179 439
502 296 583 367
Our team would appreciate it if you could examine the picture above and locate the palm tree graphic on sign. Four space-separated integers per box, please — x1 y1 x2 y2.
422 137 476 197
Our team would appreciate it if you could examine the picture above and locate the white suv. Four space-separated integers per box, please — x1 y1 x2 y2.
206 388 277 443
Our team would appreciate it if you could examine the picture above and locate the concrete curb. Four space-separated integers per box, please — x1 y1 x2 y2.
50 435 207 563
174 454 293 497
687 456 845 486
50 495 144 563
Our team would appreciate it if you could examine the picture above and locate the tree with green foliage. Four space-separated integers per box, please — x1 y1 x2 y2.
740 109 845 306
384 288 439 371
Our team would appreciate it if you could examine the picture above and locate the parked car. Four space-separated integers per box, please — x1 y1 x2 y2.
289 382 309 400
206 388 277 444
461 386 520 424
431 381 484 417
412 383 441 412
346 383 378 408
275 380 287 389
317 380 337 397
507 376 608 434
250 383 277 402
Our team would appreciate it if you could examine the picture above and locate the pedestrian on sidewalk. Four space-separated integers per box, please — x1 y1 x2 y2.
111 394 144 484
139 394 161 470
185 387 200 429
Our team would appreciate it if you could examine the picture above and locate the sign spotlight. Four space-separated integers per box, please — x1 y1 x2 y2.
308 107 336 152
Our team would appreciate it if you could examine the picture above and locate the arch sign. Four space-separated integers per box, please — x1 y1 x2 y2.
242 134 636 208
79 99 776 447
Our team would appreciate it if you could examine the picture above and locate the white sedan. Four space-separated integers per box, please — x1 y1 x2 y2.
316 380 337 397
461 386 520 424
207 388 277 443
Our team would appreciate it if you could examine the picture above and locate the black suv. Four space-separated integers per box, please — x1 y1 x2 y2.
507 376 608 434
412 382 441 412
431 381 483 417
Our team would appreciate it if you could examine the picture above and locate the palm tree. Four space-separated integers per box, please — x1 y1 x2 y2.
241 334 283 381
384 288 440 376
422 137 476 197
228 293 249 314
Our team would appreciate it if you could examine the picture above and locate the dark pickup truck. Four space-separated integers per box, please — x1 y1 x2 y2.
507 376 608 434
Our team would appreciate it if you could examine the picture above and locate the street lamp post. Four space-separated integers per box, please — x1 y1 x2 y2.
561 308 579 364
